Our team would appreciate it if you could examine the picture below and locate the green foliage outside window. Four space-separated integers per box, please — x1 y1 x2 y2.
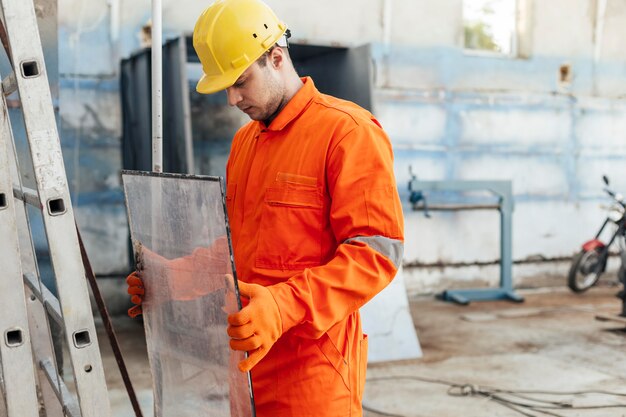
464 22 500 52
463 0 516 55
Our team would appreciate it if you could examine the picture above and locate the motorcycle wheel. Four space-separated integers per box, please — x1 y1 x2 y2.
567 248 605 293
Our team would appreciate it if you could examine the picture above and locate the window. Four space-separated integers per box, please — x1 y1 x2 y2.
463 0 518 56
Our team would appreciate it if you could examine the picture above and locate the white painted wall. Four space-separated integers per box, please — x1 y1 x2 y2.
58 0 626 294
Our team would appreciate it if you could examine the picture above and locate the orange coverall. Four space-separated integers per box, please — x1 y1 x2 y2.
226 77 404 416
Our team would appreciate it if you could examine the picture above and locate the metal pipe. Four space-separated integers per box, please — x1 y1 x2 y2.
593 0 607 64
108 0 120 43
179 37 195 174
591 0 607 95
412 204 501 211
151 0 163 173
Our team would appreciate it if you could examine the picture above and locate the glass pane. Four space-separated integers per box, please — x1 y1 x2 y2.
122 171 254 417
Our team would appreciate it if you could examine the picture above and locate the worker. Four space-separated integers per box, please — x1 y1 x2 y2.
127 0 404 415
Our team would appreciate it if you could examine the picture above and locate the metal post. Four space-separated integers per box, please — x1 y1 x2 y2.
178 37 195 174
151 0 163 173
499 183 514 293
408 180 524 305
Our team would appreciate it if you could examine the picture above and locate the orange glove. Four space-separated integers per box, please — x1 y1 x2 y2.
126 271 144 318
227 281 283 372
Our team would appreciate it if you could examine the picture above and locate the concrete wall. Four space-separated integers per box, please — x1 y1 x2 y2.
58 0 626 295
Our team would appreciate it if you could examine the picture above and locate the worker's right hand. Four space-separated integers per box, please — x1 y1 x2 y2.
126 271 144 318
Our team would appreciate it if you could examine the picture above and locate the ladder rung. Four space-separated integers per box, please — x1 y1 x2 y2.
40 358 80 417
1 71 16 96
23 273 62 326
12 185 40 209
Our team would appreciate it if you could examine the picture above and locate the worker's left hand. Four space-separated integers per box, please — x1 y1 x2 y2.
227 280 282 372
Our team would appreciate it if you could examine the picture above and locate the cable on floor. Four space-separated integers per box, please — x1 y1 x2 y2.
363 375 626 417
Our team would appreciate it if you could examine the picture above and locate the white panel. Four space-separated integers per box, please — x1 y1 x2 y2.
361 267 422 362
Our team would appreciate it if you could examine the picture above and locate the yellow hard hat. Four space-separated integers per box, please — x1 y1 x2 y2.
193 0 287 94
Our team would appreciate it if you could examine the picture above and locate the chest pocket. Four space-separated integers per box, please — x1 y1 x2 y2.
256 181 324 270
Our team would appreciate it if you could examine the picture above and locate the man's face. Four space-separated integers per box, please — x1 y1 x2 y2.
225 53 285 122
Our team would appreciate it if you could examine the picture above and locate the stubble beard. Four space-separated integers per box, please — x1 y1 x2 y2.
258 71 286 125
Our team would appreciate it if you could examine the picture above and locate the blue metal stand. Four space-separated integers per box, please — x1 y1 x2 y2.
409 180 524 306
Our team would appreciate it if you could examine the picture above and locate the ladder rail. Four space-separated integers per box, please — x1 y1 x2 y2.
0 369 6 417
0 81 41 417
6 93 64 417
23 287 66 417
0 0 112 415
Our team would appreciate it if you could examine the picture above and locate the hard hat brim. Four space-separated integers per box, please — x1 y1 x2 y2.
196 71 241 95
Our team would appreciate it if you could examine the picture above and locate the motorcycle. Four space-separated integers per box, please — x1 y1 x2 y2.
568 175 626 293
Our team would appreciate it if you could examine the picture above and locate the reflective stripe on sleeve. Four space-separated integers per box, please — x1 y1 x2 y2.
344 235 404 269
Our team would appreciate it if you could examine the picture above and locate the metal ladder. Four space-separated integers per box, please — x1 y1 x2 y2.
0 0 111 415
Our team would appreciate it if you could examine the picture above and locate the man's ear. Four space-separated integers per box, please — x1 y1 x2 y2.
269 47 285 69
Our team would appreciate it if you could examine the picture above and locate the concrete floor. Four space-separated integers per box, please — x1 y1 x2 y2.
96 285 626 417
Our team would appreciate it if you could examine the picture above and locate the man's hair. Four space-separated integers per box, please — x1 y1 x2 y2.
256 45 278 68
